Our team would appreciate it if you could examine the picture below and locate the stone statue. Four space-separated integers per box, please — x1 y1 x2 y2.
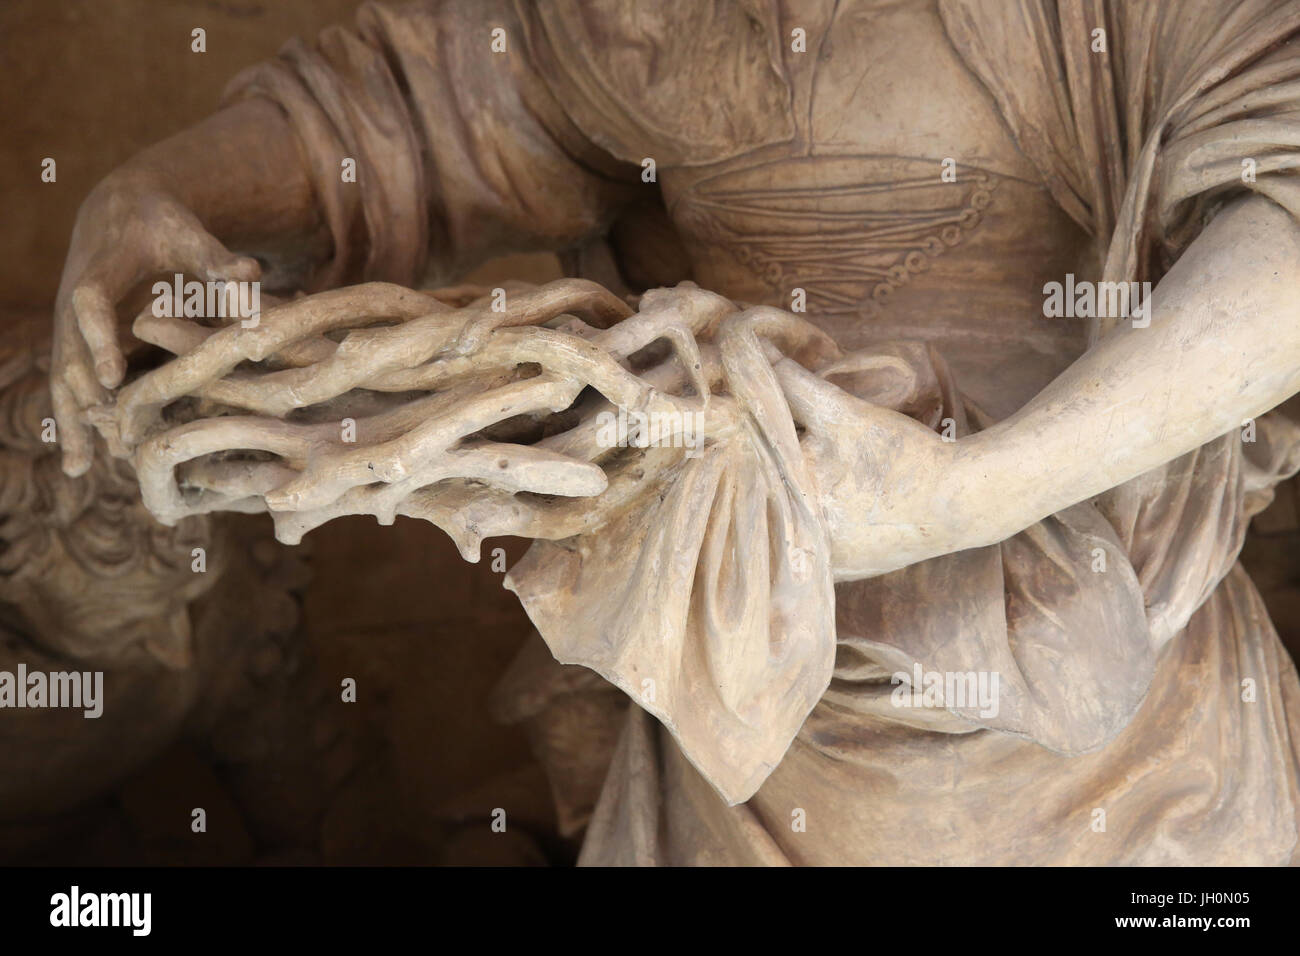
34 0 1300 864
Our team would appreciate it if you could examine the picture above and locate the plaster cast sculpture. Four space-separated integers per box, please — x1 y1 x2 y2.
34 0 1300 864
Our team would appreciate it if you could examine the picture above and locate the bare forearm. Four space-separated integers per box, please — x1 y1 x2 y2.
951 195 1300 547
119 97 321 248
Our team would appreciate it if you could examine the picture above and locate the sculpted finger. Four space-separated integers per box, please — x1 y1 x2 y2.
64 358 105 411
71 284 126 388
772 358 869 430
166 217 262 284
53 294 102 408
51 379 93 477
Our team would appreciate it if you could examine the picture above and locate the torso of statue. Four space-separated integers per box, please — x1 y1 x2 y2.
658 0 1095 419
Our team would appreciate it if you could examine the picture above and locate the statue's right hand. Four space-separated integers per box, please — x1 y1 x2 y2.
51 167 261 476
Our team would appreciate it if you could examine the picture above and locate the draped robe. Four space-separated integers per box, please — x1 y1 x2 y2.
226 0 1300 864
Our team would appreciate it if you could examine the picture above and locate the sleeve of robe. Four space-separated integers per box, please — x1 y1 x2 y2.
218 0 792 291
219 0 647 290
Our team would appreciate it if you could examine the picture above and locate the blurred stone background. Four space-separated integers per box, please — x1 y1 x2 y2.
3 0 1299 866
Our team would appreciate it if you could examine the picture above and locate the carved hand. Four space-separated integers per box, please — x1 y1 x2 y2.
51 166 263 478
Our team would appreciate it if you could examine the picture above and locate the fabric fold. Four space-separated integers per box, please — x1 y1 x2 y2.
506 372 836 806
